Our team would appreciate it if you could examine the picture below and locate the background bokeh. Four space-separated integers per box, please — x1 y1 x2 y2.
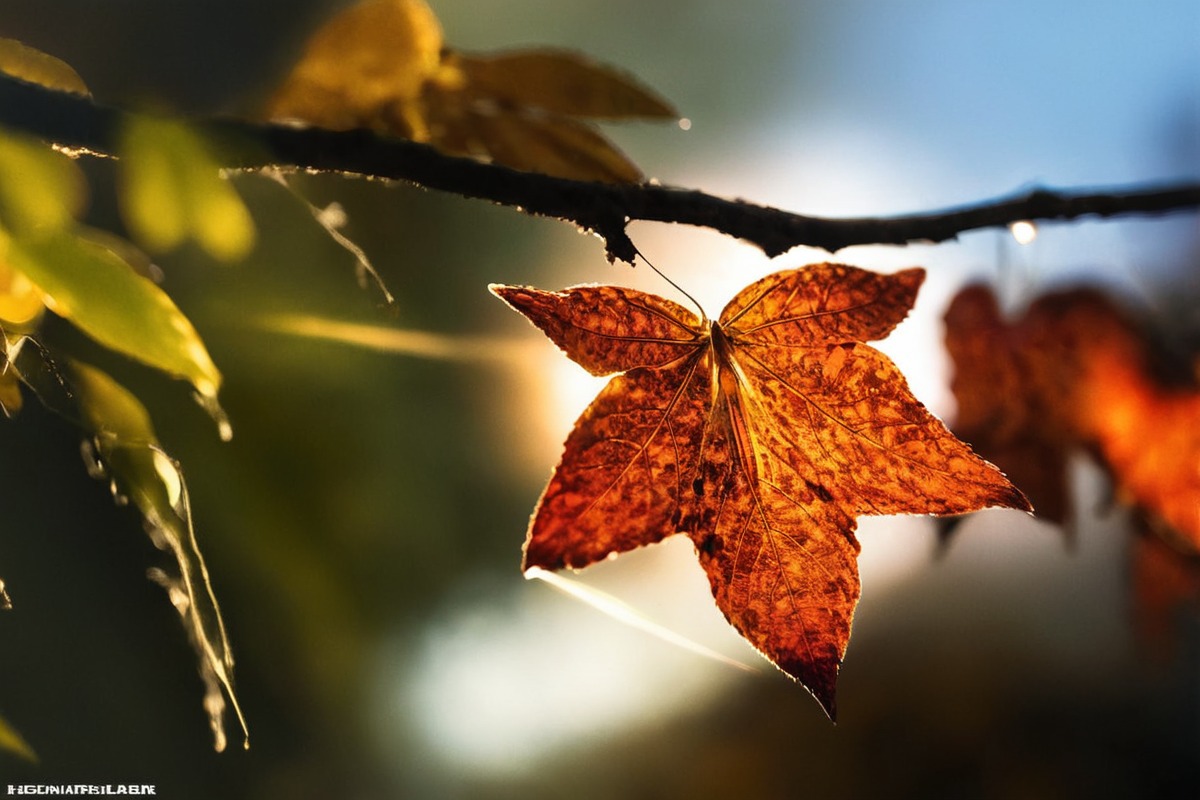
0 1 1198 797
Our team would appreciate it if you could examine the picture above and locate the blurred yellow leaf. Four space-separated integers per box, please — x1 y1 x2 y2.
450 50 677 119
118 115 256 262
0 128 85 237
436 108 645 184
69 360 247 753
0 248 46 330
5 230 222 401
265 0 678 182
0 711 36 763
0 37 88 96
76 225 160 281
266 0 443 134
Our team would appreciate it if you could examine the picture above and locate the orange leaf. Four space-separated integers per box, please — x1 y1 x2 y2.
494 263 1028 717
1131 527 1200 660
944 285 1073 526
1044 294 1200 550
945 284 1200 551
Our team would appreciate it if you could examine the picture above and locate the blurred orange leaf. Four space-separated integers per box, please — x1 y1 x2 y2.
943 286 1074 527
265 0 677 183
945 284 1200 551
1131 527 1200 660
494 264 1027 717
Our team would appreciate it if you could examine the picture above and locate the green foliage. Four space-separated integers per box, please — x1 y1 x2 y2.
6 232 224 403
0 61 248 749
118 115 256 262
70 360 248 751
0 129 83 237
0 711 37 763
0 36 87 96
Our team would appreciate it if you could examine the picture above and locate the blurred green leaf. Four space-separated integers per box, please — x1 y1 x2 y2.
5 230 222 402
0 36 88 96
118 116 256 262
69 360 247 753
0 127 85 237
0 711 36 763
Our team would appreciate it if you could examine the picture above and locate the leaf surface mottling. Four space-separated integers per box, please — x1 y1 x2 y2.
494 263 1028 717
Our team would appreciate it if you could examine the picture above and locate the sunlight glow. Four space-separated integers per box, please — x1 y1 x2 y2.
526 566 758 673
538 354 610 450
377 538 752 778
260 313 536 363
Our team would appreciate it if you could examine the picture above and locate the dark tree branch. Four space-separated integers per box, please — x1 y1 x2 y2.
2 73 1198 263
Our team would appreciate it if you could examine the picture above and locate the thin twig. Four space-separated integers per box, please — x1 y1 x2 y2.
2 73 1197 263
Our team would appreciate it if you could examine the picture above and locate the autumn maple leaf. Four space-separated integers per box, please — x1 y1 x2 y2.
945 283 1200 552
493 263 1029 718
943 285 1075 528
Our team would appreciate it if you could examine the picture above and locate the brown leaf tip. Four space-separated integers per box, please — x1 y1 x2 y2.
776 654 841 721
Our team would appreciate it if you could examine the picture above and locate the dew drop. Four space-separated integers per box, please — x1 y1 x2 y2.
79 439 107 479
194 390 233 441
316 201 347 229
1009 220 1038 245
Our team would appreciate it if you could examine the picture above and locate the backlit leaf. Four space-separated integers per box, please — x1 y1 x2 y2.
265 0 444 132
68 360 247 752
945 284 1200 552
5 230 222 401
0 37 88 96
450 50 676 119
943 285 1072 526
118 116 256 262
494 264 1028 717
265 0 677 182
439 108 644 184
0 128 85 237
0 245 46 330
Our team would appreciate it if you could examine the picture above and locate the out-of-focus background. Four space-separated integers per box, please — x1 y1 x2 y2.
0 1 1198 797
